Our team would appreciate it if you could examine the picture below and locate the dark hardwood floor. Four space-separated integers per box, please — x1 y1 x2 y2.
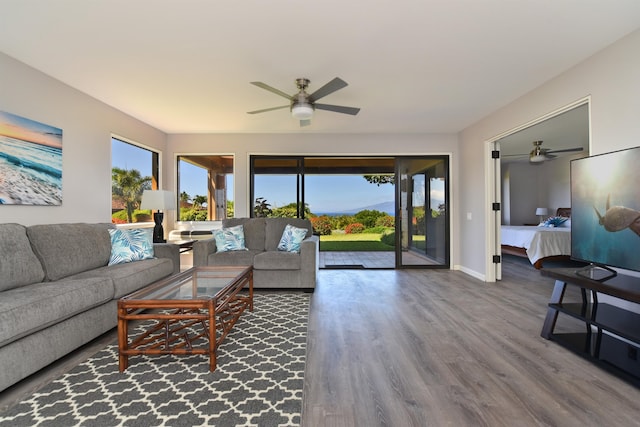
2 256 640 426
302 257 640 426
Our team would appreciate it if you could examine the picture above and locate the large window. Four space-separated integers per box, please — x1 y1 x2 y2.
250 156 395 219
111 137 159 224
251 157 303 217
177 155 234 221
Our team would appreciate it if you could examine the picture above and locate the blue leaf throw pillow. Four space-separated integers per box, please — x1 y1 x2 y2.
542 216 569 227
213 225 247 253
278 224 308 253
108 228 154 265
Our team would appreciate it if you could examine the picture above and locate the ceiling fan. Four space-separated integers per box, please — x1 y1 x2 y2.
506 140 584 164
247 77 360 127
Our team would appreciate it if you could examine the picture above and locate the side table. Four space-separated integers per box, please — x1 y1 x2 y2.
170 239 196 253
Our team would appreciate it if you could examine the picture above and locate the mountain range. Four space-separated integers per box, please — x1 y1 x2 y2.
316 201 395 217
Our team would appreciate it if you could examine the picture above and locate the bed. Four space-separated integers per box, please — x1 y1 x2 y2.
501 208 572 269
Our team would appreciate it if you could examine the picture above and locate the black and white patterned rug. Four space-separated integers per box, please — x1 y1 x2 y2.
0 292 310 427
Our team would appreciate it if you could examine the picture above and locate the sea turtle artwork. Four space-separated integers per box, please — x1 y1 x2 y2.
594 194 640 236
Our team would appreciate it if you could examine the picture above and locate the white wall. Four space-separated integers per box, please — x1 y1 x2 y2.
502 152 581 225
0 52 168 225
502 163 539 225
460 28 640 279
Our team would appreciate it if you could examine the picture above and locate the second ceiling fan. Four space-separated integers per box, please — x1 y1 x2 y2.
247 77 360 127
506 140 584 163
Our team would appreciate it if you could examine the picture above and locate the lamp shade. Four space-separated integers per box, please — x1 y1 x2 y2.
140 190 176 211
291 103 314 120
535 207 548 216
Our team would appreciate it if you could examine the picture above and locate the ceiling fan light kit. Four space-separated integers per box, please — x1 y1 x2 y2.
291 103 314 120
527 140 583 163
248 77 359 126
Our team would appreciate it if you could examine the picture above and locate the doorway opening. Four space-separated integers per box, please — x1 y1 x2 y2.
487 100 590 281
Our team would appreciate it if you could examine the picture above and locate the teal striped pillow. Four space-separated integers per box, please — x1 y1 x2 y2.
108 228 154 265
213 225 247 253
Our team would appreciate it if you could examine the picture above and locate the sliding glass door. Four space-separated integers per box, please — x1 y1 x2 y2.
250 155 449 269
396 157 449 267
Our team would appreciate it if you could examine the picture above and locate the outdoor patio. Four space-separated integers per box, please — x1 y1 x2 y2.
181 250 433 271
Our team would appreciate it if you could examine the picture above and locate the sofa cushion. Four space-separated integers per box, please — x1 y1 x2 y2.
277 224 309 253
213 225 247 253
223 218 266 251
108 228 154 265
0 224 45 291
265 218 313 251
27 223 113 281
254 251 302 270
207 249 260 267
69 257 175 299
0 276 114 347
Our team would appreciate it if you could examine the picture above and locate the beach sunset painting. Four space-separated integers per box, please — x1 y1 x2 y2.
0 111 62 205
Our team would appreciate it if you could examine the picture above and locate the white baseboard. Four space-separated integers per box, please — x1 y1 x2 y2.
456 264 486 281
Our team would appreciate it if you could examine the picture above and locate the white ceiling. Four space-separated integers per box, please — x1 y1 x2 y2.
2 1 640 134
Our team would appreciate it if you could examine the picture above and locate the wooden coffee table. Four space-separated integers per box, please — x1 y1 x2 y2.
117 265 253 372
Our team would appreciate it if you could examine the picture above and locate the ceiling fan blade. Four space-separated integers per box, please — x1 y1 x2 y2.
300 119 311 127
308 77 348 102
547 147 584 154
250 82 292 100
247 105 289 114
315 103 360 115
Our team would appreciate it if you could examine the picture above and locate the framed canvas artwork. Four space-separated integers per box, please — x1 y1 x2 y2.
0 111 62 205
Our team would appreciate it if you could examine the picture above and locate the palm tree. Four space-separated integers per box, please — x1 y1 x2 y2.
112 167 152 223
192 195 207 208
180 191 190 207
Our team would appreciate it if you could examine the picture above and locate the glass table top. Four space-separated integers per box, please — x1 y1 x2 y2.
123 266 252 301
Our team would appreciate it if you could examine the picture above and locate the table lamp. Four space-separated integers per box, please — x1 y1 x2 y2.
536 207 549 223
141 190 176 243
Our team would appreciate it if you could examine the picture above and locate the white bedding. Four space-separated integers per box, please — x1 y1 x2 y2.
501 225 571 265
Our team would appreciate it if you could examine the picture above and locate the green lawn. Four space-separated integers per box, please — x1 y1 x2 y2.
319 232 394 251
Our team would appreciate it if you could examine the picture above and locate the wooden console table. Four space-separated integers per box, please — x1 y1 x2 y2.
540 267 640 386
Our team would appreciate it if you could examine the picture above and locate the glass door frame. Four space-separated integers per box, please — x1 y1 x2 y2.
395 156 450 269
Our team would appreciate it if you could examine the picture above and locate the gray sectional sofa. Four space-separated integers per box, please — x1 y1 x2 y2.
0 223 180 392
192 217 318 290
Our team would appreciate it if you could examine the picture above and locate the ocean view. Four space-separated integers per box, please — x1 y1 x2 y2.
0 136 62 205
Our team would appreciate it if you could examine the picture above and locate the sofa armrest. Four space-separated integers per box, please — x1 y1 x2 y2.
300 235 319 288
153 243 180 274
192 238 218 267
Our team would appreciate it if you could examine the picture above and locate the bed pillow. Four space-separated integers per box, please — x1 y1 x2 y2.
277 224 309 253
108 228 154 265
541 216 569 227
213 225 247 253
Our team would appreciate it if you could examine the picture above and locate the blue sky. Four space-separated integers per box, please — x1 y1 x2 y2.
254 174 394 213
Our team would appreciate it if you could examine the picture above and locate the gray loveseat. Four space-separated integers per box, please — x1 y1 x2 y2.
0 223 180 392
192 218 318 290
